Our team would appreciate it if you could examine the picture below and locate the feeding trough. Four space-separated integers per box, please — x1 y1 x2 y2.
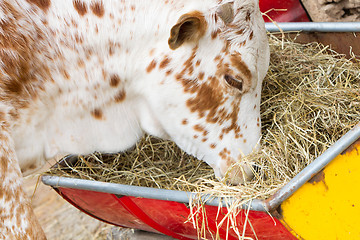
42 22 360 240
41 124 360 240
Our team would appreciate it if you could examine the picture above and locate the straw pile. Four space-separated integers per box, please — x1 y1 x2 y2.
51 138 214 192
47 34 360 203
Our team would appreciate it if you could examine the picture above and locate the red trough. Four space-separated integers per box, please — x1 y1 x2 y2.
53 186 296 240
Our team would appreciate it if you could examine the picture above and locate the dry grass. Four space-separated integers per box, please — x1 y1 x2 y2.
46 35 360 237
50 137 215 192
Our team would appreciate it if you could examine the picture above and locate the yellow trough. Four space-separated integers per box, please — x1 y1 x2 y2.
280 138 360 239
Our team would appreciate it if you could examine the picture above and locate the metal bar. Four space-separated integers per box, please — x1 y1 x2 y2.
43 123 360 212
41 175 266 211
265 22 360 32
264 123 360 211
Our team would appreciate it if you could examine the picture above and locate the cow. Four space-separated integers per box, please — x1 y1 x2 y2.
0 0 269 239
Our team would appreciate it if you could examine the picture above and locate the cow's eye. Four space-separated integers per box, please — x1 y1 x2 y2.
224 74 243 92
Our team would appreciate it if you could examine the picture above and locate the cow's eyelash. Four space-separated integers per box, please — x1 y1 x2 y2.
224 74 243 92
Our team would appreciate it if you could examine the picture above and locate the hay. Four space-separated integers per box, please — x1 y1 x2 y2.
51 137 215 192
47 34 360 203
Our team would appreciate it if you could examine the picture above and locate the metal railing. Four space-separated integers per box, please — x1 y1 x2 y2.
266 22 360 32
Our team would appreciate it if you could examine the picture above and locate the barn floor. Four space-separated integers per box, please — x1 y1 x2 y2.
24 159 174 240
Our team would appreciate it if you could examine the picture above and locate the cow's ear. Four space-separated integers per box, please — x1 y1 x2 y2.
168 11 207 50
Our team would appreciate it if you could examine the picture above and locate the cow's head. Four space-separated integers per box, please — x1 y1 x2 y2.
140 0 269 184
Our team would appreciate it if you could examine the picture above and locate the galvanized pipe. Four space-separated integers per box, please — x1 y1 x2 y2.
264 123 360 211
41 175 267 211
42 123 360 212
266 22 360 32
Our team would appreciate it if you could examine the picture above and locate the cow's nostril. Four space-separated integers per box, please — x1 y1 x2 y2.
252 164 261 174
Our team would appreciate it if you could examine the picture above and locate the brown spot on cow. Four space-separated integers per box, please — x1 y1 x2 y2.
16 205 23 228
74 33 83 43
159 56 171 69
26 0 51 11
91 108 104 120
114 90 126 102
246 11 251 21
62 70 70 80
219 148 231 160
221 40 230 53
180 71 243 138
249 31 254 40
182 119 188 125
214 13 218 22
180 75 227 125
77 59 85 68
179 47 197 76
236 29 244 35
109 45 115 55
0 154 9 176
146 60 157 73
230 54 251 80
73 0 87 16
90 2 105 17
85 48 93 59
110 74 120 87
211 29 221 39
101 69 107 79
193 124 206 133
198 72 205 80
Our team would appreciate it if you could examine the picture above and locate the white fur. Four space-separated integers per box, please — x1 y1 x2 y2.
6 0 269 183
